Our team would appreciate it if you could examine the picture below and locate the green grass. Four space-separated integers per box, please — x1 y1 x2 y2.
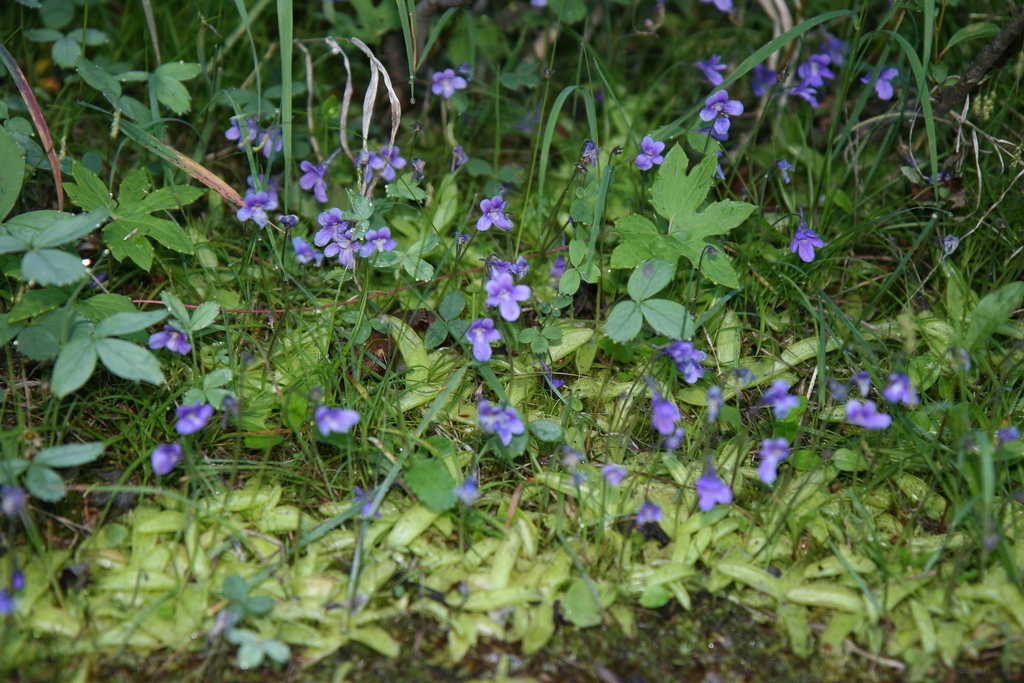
2 0 1024 680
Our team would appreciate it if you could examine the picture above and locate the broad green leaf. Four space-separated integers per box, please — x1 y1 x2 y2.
160 292 191 328
0 314 26 345
237 643 264 669
34 442 104 468
605 300 643 343
424 321 448 349
94 310 168 338
33 207 111 248
155 61 201 81
135 185 207 214
262 639 290 664
14 311 64 360
154 73 192 114
95 338 164 385
51 330 98 397
103 221 154 270
558 267 581 296
529 420 563 441
25 28 63 42
75 58 121 98
118 168 151 205
65 160 113 211
833 448 869 472
190 301 220 332
569 238 586 267
569 198 593 225
562 578 602 628
24 464 66 502
223 575 249 604
965 282 1024 351
0 458 30 484
126 216 194 254
609 215 660 269
51 36 80 68
945 23 1000 53
0 232 30 254
0 126 25 220
385 179 427 202
75 293 137 321
8 288 69 323
640 298 694 339
404 458 457 512
627 259 675 301
22 248 87 285
438 290 466 321
82 29 107 47
403 256 434 281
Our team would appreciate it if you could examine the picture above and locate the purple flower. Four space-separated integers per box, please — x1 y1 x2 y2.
465 319 501 362
454 475 480 505
293 236 324 266
256 125 283 160
582 139 599 167
11 567 24 592
997 426 1021 444
828 379 849 403
941 235 960 256
312 213 362 268
149 325 192 355
299 151 340 202
457 62 474 79
861 67 899 100
1 485 27 518
786 85 820 108
698 0 732 12
452 145 469 171
237 191 278 228
761 380 800 420
602 464 627 487
735 368 756 386
540 359 565 390
353 487 381 518
636 500 664 525
706 385 723 422
246 174 279 208
485 273 531 322
485 257 528 281
821 32 847 66
695 54 727 85
151 442 183 475
662 341 707 383
366 145 407 183
751 64 777 97
510 257 529 279
845 399 892 430
791 222 825 262
315 406 360 436
477 399 525 446
225 117 258 145
695 467 733 511
699 91 743 137
851 371 871 397
412 158 425 181
431 68 468 99
176 402 214 435
757 437 790 485
797 54 835 88
359 227 398 258
634 136 666 171
477 195 514 231
664 425 686 450
0 590 14 616
883 373 919 406
278 214 299 227
776 159 794 184
550 255 567 279
650 390 681 436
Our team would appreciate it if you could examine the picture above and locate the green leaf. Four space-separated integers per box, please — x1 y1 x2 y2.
965 282 1024 351
51 331 98 397
154 61 201 81
403 256 434 281
562 578 602 628
95 338 164 385
190 301 220 332
75 293 137 321
33 207 111 248
438 290 466 321
529 420 563 442
154 73 192 114
160 291 190 328
24 464 66 502
14 311 64 360
118 168 151 204
832 448 869 472
223 575 248 604
103 221 154 270
237 643 264 670
75 58 121 98
136 185 207 214
65 160 113 211
51 36 80 69
385 178 427 202
605 300 643 343
627 259 675 301
404 457 457 512
25 28 64 42
945 22 1000 53
558 267 581 296
0 126 25 220
22 248 87 285
640 298 694 339
34 442 104 468
569 238 586 267
609 215 661 269
8 288 69 323
261 639 290 664
424 321 447 350
133 217 194 254
0 314 26 345
94 310 168 338
0 459 30 484
569 198 593 225
246 595 272 616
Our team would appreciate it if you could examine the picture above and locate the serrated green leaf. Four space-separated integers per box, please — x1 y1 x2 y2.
65 160 113 211
189 301 220 331
94 310 168 338
135 185 207 214
404 458 457 512
640 298 693 339
24 464 66 502
103 221 154 270
609 215 660 269
135 216 194 254
22 248 87 285
51 332 98 397
118 168 151 205
605 300 643 343
75 293 136 321
95 338 164 385
33 207 110 248
0 126 25 220
8 288 69 323
627 259 675 301
34 442 104 468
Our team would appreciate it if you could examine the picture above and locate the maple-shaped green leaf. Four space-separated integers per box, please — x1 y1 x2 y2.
611 146 754 289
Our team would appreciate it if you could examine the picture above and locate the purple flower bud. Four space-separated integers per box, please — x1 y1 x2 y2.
550 255 567 279
757 437 790 485
696 467 732 511
650 390 681 436
151 442 184 475
293 236 324 266
776 159 794 184
315 406 360 436
0 590 15 616
851 371 871 397
695 54 727 85
662 341 707 383
997 426 1020 444
455 475 480 505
